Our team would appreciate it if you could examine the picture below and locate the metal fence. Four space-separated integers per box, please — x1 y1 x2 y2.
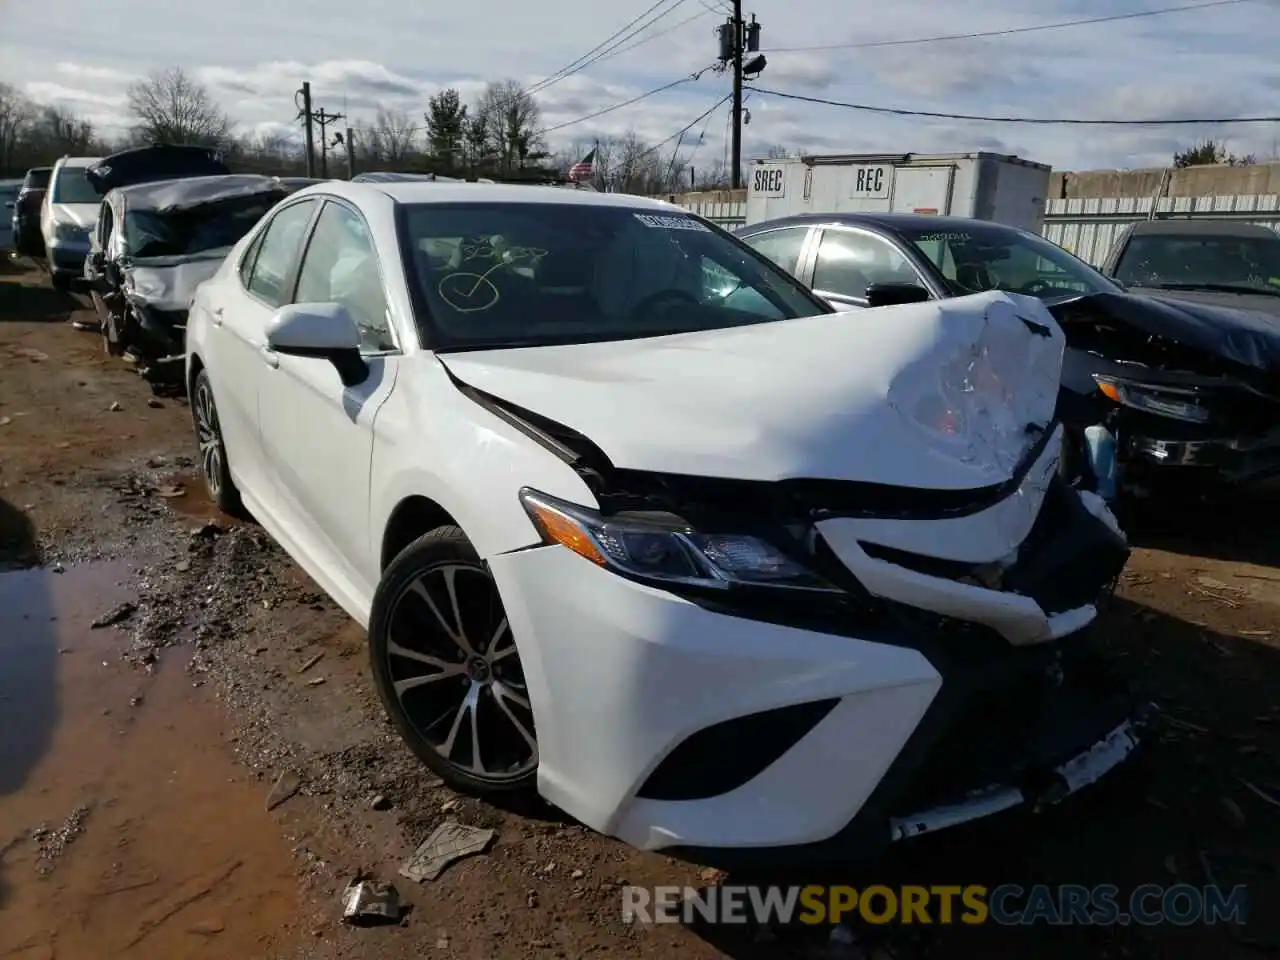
1043 194 1280 266
655 192 1280 257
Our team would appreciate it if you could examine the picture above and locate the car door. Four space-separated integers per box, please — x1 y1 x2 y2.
209 196 321 502
810 227 932 309
255 197 401 593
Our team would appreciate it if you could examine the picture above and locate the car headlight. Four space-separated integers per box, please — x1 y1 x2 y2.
1093 375 1210 424
519 488 839 592
54 222 86 242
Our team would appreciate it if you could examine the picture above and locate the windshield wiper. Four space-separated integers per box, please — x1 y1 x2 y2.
1134 281 1280 298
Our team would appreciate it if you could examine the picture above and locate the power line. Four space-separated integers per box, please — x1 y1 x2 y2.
591 8 711 65
745 86 1280 125
542 66 715 134
762 0 1257 53
526 0 692 96
641 93 733 158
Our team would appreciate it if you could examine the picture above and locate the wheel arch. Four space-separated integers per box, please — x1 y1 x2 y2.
380 495 460 572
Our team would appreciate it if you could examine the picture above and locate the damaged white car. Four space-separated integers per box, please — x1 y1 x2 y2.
185 182 1139 862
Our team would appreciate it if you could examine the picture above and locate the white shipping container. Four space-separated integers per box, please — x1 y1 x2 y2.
745 152 1052 232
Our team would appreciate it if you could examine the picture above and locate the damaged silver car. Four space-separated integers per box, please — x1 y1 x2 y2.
85 173 291 386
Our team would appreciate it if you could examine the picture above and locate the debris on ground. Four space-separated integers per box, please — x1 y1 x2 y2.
306 677 326 687
371 794 392 811
341 877 403 925
34 805 91 875
265 770 303 811
91 601 137 629
400 820 496 882
156 484 185 499
298 652 325 673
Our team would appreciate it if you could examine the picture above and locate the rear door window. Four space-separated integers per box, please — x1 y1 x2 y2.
244 199 318 307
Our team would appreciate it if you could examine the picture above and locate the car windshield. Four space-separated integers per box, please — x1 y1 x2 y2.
897 222 1118 302
1113 233 1280 295
399 201 827 349
51 166 100 204
125 194 281 259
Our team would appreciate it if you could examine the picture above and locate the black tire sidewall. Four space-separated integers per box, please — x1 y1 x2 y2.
368 526 536 795
193 368 241 513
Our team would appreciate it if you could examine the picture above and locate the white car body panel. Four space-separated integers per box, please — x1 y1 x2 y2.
437 291 1063 490
186 180 1133 857
488 544 942 849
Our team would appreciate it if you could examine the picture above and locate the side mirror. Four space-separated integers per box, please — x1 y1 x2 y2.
865 282 931 307
265 302 368 387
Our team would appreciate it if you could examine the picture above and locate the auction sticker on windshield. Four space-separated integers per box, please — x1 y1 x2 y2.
634 213 710 232
918 232 972 242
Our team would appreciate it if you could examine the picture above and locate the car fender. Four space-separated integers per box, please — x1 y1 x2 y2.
369 356 601 565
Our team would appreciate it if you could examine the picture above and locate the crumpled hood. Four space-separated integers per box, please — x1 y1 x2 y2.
51 203 99 231
125 255 224 312
1048 289 1280 377
440 290 1065 489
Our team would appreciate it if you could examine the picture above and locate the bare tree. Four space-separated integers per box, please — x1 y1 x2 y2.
477 80 544 172
0 82 35 174
34 105 96 155
361 107 418 165
127 66 231 146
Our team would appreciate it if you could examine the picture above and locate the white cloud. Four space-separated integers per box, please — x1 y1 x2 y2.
1 0 1277 172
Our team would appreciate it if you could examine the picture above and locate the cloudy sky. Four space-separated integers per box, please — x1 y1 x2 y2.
2 0 1278 173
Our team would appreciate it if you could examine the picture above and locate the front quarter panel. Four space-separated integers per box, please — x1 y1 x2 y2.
369 354 600 565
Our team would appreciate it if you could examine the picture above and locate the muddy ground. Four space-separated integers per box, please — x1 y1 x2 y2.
1 254 1278 959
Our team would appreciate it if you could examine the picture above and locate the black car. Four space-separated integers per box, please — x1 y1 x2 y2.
9 166 51 257
1101 219 1280 316
737 212 1280 501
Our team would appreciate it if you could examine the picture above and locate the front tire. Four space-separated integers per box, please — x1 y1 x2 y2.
369 526 538 795
191 368 242 514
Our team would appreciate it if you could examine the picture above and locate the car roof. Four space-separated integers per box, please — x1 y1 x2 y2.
740 211 1018 234
1126 219 1279 239
290 179 680 212
56 157 105 168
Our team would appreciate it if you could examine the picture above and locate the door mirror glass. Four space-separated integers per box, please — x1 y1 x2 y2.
865 282 931 307
266 302 368 387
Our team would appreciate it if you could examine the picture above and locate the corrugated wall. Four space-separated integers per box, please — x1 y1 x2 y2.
655 191 1280 259
1043 194 1280 266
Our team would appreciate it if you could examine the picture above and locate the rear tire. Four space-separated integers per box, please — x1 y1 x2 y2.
50 272 71 293
191 368 242 514
369 525 538 796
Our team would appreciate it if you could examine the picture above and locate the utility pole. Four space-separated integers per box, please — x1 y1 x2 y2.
344 126 355 178
312 108 345 178
297 82 315 177
717 7 763 190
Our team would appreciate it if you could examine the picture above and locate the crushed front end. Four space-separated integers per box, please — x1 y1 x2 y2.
1050 291 1280 499
466 293 1141 864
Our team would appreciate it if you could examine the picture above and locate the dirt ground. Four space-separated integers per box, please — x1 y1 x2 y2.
1 253 1278 959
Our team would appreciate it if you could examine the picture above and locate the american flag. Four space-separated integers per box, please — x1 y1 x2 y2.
568 147 596 182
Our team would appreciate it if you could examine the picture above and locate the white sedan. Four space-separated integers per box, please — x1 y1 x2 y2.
186 181 1139 863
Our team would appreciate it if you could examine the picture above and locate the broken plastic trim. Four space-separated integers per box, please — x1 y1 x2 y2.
451 372 1062 523
888 719 1140 842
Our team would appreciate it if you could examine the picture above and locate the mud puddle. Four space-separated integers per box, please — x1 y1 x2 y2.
0 560 305 958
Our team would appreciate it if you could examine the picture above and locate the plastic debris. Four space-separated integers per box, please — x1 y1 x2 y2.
399 820 496 882
341 877 402 925
265 770 302 811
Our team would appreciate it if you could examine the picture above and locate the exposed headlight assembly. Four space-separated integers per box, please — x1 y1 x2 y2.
1093 375 1210 424
519 488 839 593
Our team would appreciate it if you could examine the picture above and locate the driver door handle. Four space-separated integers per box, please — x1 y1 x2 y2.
259 343 279 369
212 306 224 327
